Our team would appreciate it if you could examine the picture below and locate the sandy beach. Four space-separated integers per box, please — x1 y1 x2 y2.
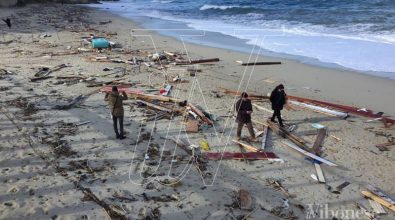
0 3 394 220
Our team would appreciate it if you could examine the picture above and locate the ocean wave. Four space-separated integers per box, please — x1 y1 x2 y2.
199 4 248 11
151 0 174 3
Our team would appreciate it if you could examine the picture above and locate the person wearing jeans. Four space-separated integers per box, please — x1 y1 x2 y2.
105 86 128 139
270 84 287 127
235 92 256 142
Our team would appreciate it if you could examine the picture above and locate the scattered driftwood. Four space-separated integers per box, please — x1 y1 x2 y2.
312 128 327 155
332 181 350 194
240 61 281 66
238 189 253 210
362 190 395 212
203 151 278 160
185 119 199 133
35 64 67 77
314 163 326 183
375 141 395 151
187 103 213 125
176 58 219 65
221 88 269 100
78 185 127 220
266 179 295 198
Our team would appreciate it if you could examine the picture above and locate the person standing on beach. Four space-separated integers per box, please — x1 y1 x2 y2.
105 86 128 139
2 18 11 28
235 92 256 142
270 84 287 127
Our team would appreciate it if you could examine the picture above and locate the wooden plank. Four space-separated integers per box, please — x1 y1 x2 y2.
280 141 338 166
368 199 387 215
187 103 213 125
252 103 274 114
366 185 395 205
312 128 327 155
314 163 326 183
185 120 199 133
289 100 349 118
232 140 259 152
136 100 173 113
129 93 182 103
261 126 268 150
333 182 350 194
362 190 395 212
241 61 281 66
376 142 395 148
176 58 219 65
204 151 278 160
238 189 253 210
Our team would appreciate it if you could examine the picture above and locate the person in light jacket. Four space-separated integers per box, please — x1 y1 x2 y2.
105 86 128 139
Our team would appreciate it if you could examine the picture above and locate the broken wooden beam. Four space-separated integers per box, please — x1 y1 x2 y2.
289 100 349 119
261 126 269 150
187 103 213 125
232 140 260 152
176 58 219 65
314 163 326 183
362 190 395 212
136 100 174 113
240 61 281 66
368 199 387 215
280 141 338 166
312 128 327 155
238 189 253 210
221 88 269 100
203 151 278 160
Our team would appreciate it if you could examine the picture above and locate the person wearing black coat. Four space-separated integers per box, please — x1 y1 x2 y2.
235 92 256 142
270 84 287 127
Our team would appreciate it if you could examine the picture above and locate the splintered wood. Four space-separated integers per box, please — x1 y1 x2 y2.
238 189 253 210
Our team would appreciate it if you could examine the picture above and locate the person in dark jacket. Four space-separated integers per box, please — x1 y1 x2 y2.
235 92 256 142
2 18 11 28
105 86 128 139
270 84 287 127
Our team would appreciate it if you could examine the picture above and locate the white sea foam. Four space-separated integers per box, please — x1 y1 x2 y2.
90 1 395 76
199 4 248 11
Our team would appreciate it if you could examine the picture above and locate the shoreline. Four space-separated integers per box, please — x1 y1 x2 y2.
88 2 395 80
87 6 395 117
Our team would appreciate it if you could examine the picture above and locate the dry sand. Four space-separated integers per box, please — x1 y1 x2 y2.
0 3 394 220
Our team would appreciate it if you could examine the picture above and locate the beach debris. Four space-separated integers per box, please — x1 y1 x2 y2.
31 64 68 82
289 100 349 118
236 60 281 66
91 38 109 49
261 126 269 150
187 103 213 125
368 199 387 215
266 178 296 198
78 185 127 220
203 151 279 160
159 84 172 96
185 119 199 133
238 189 253 210
331 181 350 194
355 203 377 220
199 139 210 151
314 163 326 183
280 140 338 167
176 58 219 65
233 140 260 152
312 128 327 155
362 190 395 213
